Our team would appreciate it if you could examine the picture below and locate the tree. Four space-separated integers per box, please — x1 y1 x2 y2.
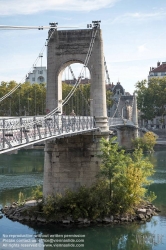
106 89 113 109
132 131 157 153
98 137 127 200
0 81 46 116
0 80 113 116
135 77 166 120
99 137 155 213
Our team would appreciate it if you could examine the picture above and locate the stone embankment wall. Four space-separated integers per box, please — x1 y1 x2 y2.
1 202 160 226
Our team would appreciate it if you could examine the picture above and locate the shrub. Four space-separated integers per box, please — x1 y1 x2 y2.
132 131 157 152
31 185 43 201
41 137 156 219
18 192 25 205
42 182 111 220
98 137 156 213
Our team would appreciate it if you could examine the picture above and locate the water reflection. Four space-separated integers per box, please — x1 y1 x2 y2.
0 149 166 250
0 149 44 175
0 149 44 206
10 220 164 250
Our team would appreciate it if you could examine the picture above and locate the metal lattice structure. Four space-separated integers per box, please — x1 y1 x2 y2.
109 117 136 127
0 115 97 154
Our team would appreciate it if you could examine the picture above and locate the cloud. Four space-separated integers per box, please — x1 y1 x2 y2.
111 10 166 24
137 44 147 53
126 11 164 20
0 0 119 15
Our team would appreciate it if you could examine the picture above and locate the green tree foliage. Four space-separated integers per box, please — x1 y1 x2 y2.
0 81 113 116
31 185 43 201
41 138 156 219
0 81 46 116
132 131 157 153
98 137 156 213
106 89 113 108
136 78 166 120
18 192 25 205
42 180 117 220
62 82 90 115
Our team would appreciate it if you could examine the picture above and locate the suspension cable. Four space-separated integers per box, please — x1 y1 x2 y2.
1 22 100 129
104 56 111 85
68 65 90 109
112 96 121 118
0 25 56 103
61 27 98 107
0 23 77 30
22 24 99 128
40 26 98 120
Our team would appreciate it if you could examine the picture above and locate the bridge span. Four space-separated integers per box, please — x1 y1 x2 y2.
0 21 139 196
0 115 97 154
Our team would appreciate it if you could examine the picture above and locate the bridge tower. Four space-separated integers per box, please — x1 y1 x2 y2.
43 23 109 196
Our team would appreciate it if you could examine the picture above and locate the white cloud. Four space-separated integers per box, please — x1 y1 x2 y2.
0 0 119 15
126 11 164 20
137 44 147 53
111 10 166 24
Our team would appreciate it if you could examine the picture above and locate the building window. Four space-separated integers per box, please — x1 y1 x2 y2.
38 76 44 83
38 70 43 74
154 73 158 76
32 77 35 81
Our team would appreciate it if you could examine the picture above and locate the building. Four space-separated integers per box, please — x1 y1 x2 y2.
107 81 133 118
148 61 166 80
25 66 47 84
140 61 166 129
62 78 90 85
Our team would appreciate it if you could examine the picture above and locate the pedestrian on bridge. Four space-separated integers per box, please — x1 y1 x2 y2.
70 110 76 116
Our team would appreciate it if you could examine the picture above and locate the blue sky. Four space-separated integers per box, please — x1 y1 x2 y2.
0 0 166 94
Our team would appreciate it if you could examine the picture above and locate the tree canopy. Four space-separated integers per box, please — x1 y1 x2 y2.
0 81 113 116
98 137 156 213
135 77 166 120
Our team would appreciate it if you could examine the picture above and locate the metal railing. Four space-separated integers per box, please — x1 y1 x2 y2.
0 115 97 154
109 117 135 127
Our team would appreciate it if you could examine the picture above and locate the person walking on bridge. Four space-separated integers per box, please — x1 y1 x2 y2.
70 110 76 116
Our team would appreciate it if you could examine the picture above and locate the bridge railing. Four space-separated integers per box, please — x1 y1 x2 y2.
109 118 135 127
0 115 96 153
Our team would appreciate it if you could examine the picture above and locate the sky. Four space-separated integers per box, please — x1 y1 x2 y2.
0 0 166 94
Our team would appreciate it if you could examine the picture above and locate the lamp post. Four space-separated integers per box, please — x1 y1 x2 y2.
89 99 93 116
8 96 12 116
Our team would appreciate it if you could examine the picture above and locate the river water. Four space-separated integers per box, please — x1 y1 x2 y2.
0 149 166 250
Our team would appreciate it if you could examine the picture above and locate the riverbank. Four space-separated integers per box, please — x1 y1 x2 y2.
1 200 161 227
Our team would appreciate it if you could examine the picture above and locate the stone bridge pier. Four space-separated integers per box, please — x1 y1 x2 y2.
113 94 138 149
43 26 109 196
116 126 138 149
43 132 108 196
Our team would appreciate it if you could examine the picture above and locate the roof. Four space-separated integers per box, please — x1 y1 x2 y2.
106 83 115 91
112 82 125 95
150 62 166 73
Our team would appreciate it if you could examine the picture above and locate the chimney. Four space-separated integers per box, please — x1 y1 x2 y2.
157 61 160 67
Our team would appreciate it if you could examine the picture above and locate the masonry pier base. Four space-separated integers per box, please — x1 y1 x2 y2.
116 126 138 149
43 132 109 197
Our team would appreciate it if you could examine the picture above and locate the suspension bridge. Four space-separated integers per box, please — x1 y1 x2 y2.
0 21 138 195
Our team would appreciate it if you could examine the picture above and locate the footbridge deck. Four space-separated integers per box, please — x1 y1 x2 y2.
109 118 137 128
0 115 98 154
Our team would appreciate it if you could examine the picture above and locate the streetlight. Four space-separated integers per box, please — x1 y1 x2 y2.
8 96 12 116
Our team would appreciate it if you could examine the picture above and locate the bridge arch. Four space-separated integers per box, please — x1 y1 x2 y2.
46 28 108 131
57 60 91 115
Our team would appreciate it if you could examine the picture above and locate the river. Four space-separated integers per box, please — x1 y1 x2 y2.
0 148 166 250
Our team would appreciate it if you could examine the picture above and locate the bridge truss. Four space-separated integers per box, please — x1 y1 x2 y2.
0 115 98 154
